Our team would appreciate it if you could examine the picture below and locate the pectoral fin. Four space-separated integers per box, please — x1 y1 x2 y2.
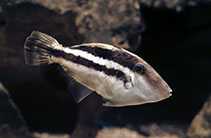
67 75 93 103
58 66 93 103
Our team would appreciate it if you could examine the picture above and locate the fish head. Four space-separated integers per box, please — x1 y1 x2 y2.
133 60 172 103
103 58 172 107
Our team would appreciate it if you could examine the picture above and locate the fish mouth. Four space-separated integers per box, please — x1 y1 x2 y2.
165 87 173 97
163 88 173 99
149 89 172 104
169 89 173 96
153 87 172 102
168 88 173 94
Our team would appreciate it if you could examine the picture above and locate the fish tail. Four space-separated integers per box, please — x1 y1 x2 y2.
24 31 60 66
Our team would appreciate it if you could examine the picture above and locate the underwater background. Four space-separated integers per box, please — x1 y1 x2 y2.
0 0 211 138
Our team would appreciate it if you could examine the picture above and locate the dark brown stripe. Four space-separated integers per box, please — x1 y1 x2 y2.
52 49 129 84
71 45 139 70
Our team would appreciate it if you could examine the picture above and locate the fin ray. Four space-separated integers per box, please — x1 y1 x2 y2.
24 31 60 66
58 66 93 103
67 75 93 103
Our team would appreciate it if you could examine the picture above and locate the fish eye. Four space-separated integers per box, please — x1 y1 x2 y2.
134 64 146 74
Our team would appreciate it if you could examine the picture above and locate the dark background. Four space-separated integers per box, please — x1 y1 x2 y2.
0 1 210 137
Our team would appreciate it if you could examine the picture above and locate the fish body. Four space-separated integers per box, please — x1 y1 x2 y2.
24 31 172 107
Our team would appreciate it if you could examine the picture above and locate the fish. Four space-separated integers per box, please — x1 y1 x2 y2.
24 31 172 107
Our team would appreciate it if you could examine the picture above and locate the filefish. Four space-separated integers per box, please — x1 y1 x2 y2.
24 31 172 107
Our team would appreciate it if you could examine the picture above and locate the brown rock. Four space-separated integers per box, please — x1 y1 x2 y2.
71 0 145 51
1 0 145 51
186 93 211 138
96 126 181 138
96 128 143 138
139 123 185 138
33 132 70 138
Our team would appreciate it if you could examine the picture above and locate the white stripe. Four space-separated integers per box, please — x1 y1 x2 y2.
54 45 134 76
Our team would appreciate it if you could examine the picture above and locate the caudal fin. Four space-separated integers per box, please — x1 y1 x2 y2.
24 31 60 66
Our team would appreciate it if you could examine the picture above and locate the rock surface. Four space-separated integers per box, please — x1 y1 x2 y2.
186 93 211 138
96 128 143 138
0 0 145 51
33 132 70 138
96 125 184 138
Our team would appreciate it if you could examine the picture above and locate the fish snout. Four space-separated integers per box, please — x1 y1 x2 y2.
142 66 172 101
151 77 172 101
